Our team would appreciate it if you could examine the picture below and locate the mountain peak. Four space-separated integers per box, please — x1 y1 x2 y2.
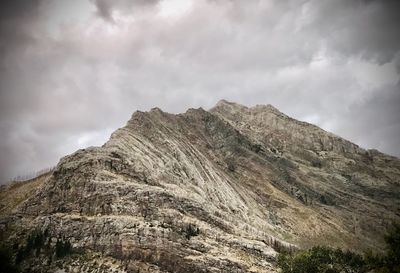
213 99 248 109
150 107 163 112
212 100 283 116
1 99 399 273
252 103 282 115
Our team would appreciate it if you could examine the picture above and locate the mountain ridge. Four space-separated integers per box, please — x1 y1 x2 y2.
1 100 399 273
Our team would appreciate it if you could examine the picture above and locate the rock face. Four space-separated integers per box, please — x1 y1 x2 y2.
1 100 399 273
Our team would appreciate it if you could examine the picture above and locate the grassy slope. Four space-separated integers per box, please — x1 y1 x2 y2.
0 173 50 216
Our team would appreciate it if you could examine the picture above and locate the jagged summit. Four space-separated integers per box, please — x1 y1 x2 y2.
1 100 399 273
253 103 281 113
214 99 238 107
213 99 281 114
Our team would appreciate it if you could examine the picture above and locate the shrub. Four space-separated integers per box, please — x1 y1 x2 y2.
366 224 400 272
277 224 400 273
311 159 322 168
183 224 200 240
251 144 262 153
15 228 47 263
16 227 73 263
55 238 72 258
277 246 365 273
227 161 236 172
384 223 400 269
319 195 335 206
0 245 19 273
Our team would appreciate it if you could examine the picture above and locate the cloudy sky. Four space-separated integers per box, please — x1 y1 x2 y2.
0 0 399 182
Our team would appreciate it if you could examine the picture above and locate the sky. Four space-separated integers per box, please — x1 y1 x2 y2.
0 0 399 182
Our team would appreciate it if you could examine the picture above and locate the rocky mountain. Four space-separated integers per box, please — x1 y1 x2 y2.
1 100 399 273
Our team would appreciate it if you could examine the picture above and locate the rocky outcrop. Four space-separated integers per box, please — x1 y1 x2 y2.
1 100 399 273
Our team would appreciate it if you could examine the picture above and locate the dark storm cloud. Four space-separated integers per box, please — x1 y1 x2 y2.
304 0 400 65
335 82 400 155
0 0 399 182
0 0 41 65
92 0 160 22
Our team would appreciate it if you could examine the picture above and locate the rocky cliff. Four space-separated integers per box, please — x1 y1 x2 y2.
1 100 399 273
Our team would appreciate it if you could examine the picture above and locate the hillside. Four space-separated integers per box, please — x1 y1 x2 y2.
0 172 51 216
1 100 399 273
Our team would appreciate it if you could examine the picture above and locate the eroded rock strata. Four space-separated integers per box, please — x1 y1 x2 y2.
1 100 399 273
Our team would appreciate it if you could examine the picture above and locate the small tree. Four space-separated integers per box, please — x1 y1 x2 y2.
384 223 400 270
55 238 72 258
0 245 19 273
277 246 365 273
184 224 200 240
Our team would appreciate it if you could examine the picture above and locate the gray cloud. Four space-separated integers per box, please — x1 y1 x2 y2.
336 83 400 154
304 0 400 65
0 0 399 182
91 0 160 22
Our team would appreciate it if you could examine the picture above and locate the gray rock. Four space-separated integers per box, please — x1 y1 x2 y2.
1 100 399 272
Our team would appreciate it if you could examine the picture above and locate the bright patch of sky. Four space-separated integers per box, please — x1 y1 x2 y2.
158 0 193 18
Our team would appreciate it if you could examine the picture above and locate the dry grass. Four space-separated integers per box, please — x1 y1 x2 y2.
0 172 51 216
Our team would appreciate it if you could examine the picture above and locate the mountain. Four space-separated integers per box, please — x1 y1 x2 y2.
1 100 399 273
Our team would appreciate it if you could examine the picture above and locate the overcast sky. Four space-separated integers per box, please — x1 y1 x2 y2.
0 0 399 182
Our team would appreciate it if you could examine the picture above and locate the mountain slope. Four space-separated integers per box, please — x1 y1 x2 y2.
211 100 400 248
0 172 50 215
1 101 399 273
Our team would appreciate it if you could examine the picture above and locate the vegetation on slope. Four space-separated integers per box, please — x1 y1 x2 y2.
277 224 400 273
0 228 73 273
0 172 51 216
